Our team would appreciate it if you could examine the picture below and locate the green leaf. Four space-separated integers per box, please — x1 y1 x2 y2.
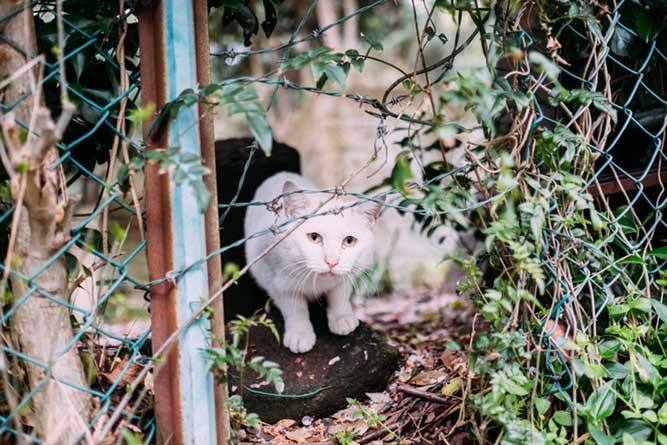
658 432 667 445
311 61 325 82
121 429 142 445
572 357 588 377
110 221 128 245
634 8 662 42
192 180 211 214
588 385 616 421
648 246 667 259
588 423 614 445
64 252 79 282
129 103 156 125
606 362 629 380
633 351 660 384
642 410 657 423
621 255 645 265
614 419 652 443
245 112 272 155
629 297 651 314
599 340 622 359
360 33 383 51
528 51 560 81
323 63 347 88
658 402 667 425
504 379 528 396
553 410 573 426
79 228 104 252
535 397 550 415
652 299 667 324
390 154 414 196
346 50 365 72
608 304 630 317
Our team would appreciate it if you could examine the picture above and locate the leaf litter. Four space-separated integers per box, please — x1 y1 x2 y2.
241 291 476 444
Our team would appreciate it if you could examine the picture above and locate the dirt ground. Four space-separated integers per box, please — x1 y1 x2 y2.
237 291 475 445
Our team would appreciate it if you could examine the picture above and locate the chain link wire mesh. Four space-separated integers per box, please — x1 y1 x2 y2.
504 0 667 398
0 0 665 443
0 1 152 443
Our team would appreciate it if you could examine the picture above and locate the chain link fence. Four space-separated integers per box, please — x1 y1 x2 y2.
1 0 665 444
0 1 152 443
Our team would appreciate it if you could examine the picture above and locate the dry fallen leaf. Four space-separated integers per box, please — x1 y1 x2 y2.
411 370 448 386
332 405 360 421
441 349 456 368
328 419 369 436
101 360 142 387
366 392 392 405
278 419 297 428
441 376 463 397
285 427 311 443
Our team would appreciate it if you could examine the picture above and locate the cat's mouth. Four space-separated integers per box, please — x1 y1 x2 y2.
320 271 336 277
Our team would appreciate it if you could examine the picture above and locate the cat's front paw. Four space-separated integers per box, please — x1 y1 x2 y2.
328 312 359 336
283 327 316 353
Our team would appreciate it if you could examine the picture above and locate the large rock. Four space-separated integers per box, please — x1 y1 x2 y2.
229 303 400 423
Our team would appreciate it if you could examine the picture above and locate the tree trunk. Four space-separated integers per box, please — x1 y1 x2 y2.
0 2 92 443
342 0 359 50
315 1 341 51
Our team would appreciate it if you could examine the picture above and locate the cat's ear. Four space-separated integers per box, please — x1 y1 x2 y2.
357 196 386 225
282 180 311 217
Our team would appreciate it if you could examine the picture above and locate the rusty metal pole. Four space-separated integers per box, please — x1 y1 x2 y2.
137 4 182 443
138 1 219 443
192 1 232 444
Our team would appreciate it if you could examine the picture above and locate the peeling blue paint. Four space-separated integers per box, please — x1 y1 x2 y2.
163 1 217 443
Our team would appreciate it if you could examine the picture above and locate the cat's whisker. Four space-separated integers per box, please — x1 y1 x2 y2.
292 270 312 305
284 265 308 284
346 275 361 295
278 259 308 276
295 269 313 298
346 268 376 297
352 265 375 283
287 269 309 299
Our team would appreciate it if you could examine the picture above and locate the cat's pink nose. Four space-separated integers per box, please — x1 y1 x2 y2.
325 259 338 270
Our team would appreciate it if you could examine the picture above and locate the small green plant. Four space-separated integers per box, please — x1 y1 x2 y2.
227 394 261 437
332 428 360 445
280 45 367 89
205 312 284 441
206 312 284 394
346 398 406 444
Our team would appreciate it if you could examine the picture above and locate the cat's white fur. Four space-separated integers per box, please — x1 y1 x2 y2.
244 172 383 353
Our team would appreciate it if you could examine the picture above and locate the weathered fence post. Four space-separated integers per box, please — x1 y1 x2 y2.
192 1 232 442
138 1 219 443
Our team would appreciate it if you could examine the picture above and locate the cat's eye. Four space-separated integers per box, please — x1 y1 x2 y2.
308 232 322 243
343 235 357 247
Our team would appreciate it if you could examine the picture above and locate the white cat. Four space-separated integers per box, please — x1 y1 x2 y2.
244 172 383 353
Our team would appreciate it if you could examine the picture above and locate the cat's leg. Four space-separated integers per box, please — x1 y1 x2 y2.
326 281 359 335
272 294 316 353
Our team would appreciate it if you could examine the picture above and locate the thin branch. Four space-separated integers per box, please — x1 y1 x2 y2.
397 384 456 405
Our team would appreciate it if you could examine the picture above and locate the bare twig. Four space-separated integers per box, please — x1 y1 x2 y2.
397 384 455 405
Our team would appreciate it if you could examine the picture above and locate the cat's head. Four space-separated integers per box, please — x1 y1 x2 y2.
281 180 384 276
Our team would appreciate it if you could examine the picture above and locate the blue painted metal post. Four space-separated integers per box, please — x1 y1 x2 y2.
163 1 218 443
138 0 218 443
